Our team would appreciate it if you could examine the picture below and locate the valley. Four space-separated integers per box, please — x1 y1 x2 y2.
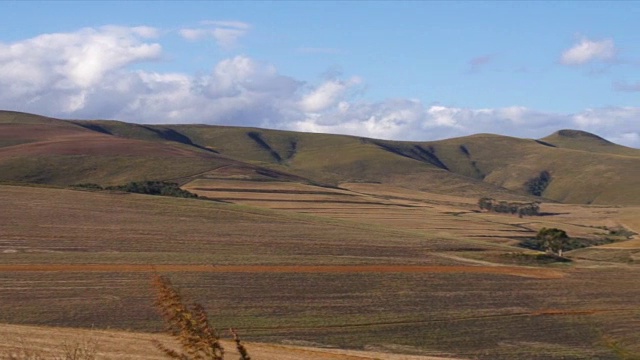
1 111 639 359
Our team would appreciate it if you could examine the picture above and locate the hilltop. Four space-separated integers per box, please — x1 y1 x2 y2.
1 110 639 205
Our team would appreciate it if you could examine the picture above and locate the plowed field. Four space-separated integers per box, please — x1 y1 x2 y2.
0 264 564 279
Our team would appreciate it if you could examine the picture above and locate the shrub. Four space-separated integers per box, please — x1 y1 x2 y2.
0 338 97 360
107 181 198 199
607 226 638 239
71 183 103 190
152 274 250 360
478 197 540 217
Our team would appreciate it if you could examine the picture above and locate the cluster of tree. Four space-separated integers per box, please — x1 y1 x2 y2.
520 227 569 257
521 227 621 257
536 227 568 256
74 181 198 199
478 197 541 217
525 170 551 196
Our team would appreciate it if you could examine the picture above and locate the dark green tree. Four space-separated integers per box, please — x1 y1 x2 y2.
107 181 198 198
525 170 551 196
536 227 569 257
478 197 493 211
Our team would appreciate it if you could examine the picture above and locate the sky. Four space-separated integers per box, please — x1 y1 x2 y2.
0 1 639 147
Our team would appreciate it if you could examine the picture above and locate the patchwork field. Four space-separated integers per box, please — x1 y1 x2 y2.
1 182 640 359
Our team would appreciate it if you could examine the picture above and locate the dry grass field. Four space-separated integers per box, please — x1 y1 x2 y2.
0 324 460 360
2 182 640 359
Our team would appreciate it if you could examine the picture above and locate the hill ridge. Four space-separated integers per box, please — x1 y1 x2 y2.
1 110 639 205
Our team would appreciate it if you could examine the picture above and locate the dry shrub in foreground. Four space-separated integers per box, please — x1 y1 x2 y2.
152 274 251 360
0 338 97 360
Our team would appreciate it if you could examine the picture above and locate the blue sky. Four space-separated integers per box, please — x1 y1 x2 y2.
1 1 638 147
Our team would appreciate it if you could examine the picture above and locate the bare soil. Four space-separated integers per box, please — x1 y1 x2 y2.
0 264 564 279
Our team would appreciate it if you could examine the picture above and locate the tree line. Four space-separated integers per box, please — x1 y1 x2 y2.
73 181 198 199
478 197 541 217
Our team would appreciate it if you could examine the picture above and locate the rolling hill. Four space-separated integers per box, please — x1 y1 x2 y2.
2 110 640 359
1 110 639 205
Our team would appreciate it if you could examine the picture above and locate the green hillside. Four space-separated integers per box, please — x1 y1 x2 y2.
0 112 233 185
1 110 639 204
421 134 640 204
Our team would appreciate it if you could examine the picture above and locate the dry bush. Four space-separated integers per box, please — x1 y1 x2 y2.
230 329 250 360
152 274 250 360
0 343 46 360
0 338 97 360
55 339 98 360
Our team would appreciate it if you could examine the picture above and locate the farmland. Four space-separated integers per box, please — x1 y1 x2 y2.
1 111 640 359
2 183 640 359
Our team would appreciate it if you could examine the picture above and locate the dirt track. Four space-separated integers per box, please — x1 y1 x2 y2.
0 264 564 279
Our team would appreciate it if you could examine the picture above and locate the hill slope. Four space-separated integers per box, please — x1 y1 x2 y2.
1 110 639 204
0 111 310 186
420 133 640 204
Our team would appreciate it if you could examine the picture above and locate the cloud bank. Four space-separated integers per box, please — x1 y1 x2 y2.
0 26 638 148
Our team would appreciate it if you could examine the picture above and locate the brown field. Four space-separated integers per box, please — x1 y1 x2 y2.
2 183 640 359
0 264 565 279
184 178 640 248
0 323 459 360
0 123 212 158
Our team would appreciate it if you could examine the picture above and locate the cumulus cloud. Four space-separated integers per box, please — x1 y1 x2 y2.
292 102 568 143
1 26 639 149
570 107 640 147
179 21 250 48
560 37 617 65
0 26 162 114
85 55 303 126
299 77 362 113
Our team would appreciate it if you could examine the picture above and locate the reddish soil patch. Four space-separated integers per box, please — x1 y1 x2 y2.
0 124 87 142
0 264 563 279
0 136 212 158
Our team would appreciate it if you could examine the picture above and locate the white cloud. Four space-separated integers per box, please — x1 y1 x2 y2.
560 37 617 65
179 28 208 41
290 101 640 148
0 26 161 92
202 21 251 30
179 21 251 48
212 28 248 48
104 25 160 39
612 132 640 146
299 77 361 113
1 26 639 149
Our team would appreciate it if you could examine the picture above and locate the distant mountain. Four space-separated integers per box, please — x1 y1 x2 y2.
1 110 639 205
